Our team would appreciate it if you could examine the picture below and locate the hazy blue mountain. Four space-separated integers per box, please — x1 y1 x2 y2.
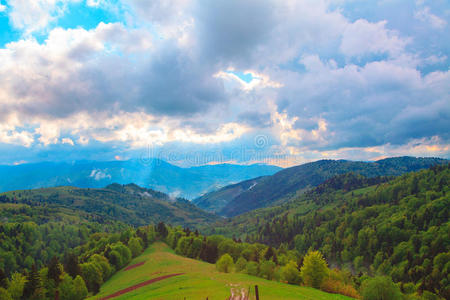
193 177 265 213
196 156 448 217
0 159 281 199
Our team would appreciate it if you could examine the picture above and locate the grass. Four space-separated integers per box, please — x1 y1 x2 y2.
91 242 354 300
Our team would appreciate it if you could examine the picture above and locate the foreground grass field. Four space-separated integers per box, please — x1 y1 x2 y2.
91 242 353 300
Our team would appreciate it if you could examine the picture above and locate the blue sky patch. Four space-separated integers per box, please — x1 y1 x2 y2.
227 71 256 83
57 1 122 31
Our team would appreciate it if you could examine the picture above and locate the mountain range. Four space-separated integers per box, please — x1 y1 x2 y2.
0 159 281 199
194 156 448 216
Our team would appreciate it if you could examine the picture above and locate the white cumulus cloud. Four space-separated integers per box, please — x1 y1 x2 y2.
415 6 447 29
340 19 409 57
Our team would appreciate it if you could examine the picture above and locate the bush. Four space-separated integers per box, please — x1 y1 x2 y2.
281 261 301 285
58 274 87 300
235 257 247 273
72 275 88 300
361 276 402 300
401 282 415 294
80 262 103 294
300 250 329 288
421 291 439 300
58 274 74 300
0 288 12 300
128 237 143 257
328 268 353 286
89 255 113 281
216 254 234 273
320 278 360 299
245 262 259 276
259 261 276 280
7 273 26 300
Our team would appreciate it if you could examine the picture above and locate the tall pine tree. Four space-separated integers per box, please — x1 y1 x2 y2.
64 253 81 279
23 264 42 299
48 256 63 285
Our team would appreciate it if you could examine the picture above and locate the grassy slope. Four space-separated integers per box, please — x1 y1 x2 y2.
93 242 352 300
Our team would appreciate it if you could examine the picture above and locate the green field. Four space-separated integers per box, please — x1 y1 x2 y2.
92 242 353 300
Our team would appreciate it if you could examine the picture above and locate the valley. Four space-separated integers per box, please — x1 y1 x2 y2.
0 157 448 300
0 160 281 200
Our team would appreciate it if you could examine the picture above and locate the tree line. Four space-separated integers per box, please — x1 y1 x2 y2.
160 221 421 299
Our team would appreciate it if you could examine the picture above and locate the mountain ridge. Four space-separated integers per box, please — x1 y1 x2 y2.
0 159 282 199
195 156 448 216
0 183 219 227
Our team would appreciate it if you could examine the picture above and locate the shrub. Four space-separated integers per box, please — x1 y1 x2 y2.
7 273 26 300
72 275 88 300
128 237 143 257
281 261 301 285
80 262 102 294
300 250 329 288
89 255 113 281
0 288 12 300
321 278 360 299
245 262 259 276
235 257 247 273
259 261 276 280
421 291 439 300
58 274 87 300
401 282 415 294
361 276 402 300
58 274 73 300
216 254 234 273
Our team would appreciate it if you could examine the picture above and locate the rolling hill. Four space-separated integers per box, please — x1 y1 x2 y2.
0 159 281 199
92 242 353 300
0 183 219 227
196 156 448 217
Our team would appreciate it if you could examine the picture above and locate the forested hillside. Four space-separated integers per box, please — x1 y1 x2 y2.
0 218 157 300
216 157 448 217
204 164 449 298
0 161 447 299
193 176 264 213
0 183 219 227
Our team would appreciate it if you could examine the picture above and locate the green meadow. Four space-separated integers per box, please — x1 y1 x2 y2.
92 242 353 300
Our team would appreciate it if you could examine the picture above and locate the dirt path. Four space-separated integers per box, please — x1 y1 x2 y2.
124 261 145 271
99 273 184 300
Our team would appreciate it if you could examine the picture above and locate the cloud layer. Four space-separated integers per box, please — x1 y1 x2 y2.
0 0 449 165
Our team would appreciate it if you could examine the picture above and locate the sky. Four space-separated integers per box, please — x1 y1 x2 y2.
0 0 449 167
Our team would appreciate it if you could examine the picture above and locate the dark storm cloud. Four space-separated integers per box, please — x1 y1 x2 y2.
193 0 277 68
136 43 226 116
